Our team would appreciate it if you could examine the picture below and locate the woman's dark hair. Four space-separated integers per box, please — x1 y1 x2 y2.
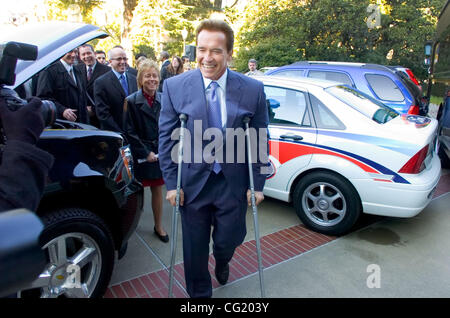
167 56 184 75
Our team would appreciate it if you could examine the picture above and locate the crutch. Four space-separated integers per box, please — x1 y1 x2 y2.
168 113 188 298
243 116 266 298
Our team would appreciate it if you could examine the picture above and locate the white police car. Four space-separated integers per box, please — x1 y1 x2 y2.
258 76 441 235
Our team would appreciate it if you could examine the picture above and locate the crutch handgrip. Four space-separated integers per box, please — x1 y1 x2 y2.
179 113 188 122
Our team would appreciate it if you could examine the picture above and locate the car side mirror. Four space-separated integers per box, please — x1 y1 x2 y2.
268 98 281 109
0 209 46 297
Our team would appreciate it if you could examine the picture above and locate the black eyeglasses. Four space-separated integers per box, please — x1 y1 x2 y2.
111 57 128 61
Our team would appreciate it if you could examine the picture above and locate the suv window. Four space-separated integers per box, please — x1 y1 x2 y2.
365 74 405 102
264 86 311 126
273 70 304 78
309 94 345 130
307 70 353 86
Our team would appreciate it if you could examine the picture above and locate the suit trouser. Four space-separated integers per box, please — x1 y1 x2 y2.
180 171 247 298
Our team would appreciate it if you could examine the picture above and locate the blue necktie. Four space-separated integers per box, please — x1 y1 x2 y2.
120 74 128 96
207 81 222 174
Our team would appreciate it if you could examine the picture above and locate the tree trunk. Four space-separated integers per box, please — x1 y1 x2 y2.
213 0 222 10
122 0 138 60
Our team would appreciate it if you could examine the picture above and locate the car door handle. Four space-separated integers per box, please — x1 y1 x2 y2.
280 134 303 141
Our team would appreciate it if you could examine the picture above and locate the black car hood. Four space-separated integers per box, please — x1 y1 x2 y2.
0 22 108 89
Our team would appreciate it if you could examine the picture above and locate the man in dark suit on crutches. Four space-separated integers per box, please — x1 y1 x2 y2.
158 19 269 298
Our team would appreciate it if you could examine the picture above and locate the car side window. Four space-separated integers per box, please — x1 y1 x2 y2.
272 70 304 78
307 70 353 87
365 74 405 102
264 86 311 127
309 94 346 130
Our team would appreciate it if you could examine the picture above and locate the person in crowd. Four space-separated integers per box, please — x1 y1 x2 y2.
245 58 264 76
158 19 269 298
76 44 111 128
112 45 137 76
159 56 183 92
135 55 148 69
0 97 54 212
94 47 137 133
95 50 108 65
181 55 192 72
123 59 168 243
159 51 170 73
135 53 147 61
36 49 89 124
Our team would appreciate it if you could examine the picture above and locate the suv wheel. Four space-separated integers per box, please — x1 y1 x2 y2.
18 208 115 298
293 171 361 236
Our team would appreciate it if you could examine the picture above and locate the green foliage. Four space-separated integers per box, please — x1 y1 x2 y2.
130 0 194 58
133 44 157 60
45 0 446 80
235 0 446 78
46 0 103 23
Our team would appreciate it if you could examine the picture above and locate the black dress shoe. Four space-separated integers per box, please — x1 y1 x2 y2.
154 227 169 243
215 263 229 285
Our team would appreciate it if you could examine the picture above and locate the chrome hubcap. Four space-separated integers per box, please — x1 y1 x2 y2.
18 232 101 298
302 182 346 227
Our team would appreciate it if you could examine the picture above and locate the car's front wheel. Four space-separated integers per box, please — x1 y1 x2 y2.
18 208 115 298
293 171 361 236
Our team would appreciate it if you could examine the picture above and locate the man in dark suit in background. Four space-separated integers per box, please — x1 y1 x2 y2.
159 51 170 73
36 49 89 124
95 50 107 65
158 51 170 92
76 44 110 127
94 47 137 133
158 19 269 298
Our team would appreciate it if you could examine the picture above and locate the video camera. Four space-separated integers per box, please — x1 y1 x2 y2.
0 41 56 129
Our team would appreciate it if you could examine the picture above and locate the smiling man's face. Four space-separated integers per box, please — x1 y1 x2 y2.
196 30 232 80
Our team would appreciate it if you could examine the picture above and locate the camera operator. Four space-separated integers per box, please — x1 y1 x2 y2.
0 96 54 212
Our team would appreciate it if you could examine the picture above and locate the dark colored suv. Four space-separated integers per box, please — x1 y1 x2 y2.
266 61 426 115
3 22 144 298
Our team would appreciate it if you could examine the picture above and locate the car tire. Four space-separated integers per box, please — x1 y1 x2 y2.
18 208 115 298
293 171 361 236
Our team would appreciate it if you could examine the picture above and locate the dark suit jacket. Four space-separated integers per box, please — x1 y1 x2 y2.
94 70 137 133
76 62 111 105
36 61 88 124
158 60 171 92
124 89 162 181
76 62 111 127
127 67 138 77
160 59 170 73
158 68 269 204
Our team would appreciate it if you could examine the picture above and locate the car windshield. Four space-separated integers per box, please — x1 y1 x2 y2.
326 85 399 124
